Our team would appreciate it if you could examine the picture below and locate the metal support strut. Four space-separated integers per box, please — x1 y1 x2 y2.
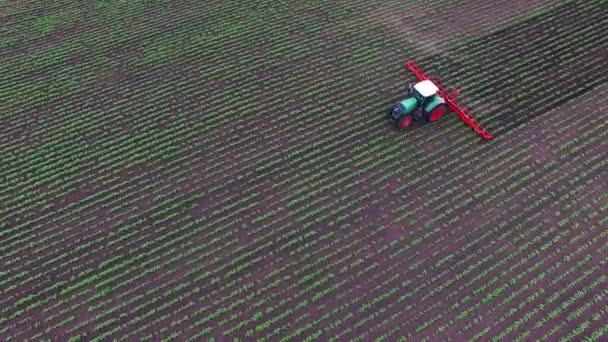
405 61 495 141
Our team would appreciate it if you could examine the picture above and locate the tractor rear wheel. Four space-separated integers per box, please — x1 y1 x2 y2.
425 103 448 122
397 115 413 129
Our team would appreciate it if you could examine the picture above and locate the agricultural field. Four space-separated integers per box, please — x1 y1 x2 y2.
0 0 607 340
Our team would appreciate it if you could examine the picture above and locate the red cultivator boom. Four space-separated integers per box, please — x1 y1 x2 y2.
405 61 495 141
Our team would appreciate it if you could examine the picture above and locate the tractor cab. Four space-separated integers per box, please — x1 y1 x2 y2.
411 80 440 105
413 80 438 96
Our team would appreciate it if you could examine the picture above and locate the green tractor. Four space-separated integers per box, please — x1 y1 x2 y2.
388 79 449 129
390 61 495 140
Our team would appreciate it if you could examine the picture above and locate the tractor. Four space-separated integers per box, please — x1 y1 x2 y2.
388 61 495 141
389 79 449 129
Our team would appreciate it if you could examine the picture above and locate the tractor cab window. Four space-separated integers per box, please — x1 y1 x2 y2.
420 95 429 107
405 84 414 97
421 94 438 109
411 88 423 101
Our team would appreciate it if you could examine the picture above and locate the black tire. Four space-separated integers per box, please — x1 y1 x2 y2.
424 103 448 122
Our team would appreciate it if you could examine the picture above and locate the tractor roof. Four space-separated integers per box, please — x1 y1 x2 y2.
414 80 439 97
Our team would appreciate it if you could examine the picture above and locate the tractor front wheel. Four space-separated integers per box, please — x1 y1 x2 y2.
425 103 448 122
397 115 413 129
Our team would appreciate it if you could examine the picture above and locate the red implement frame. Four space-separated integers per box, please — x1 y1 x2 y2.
405 61 495 141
